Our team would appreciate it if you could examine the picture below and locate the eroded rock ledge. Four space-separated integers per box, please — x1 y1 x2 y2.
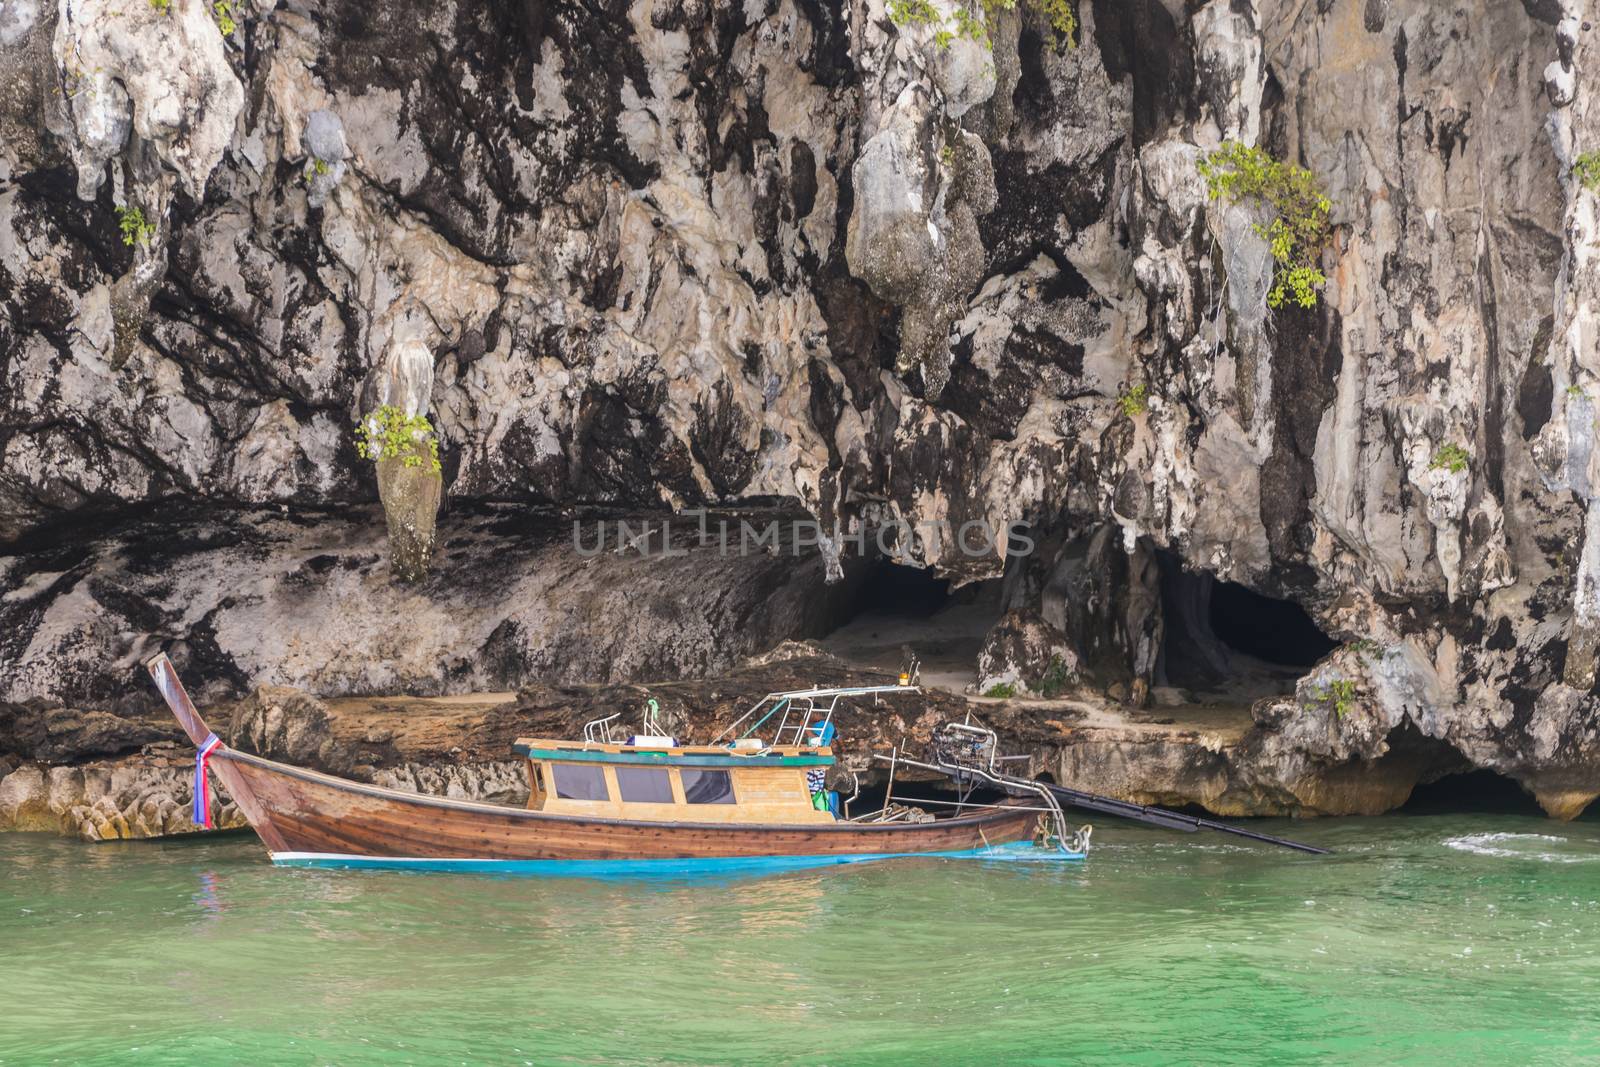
5 644 1569 841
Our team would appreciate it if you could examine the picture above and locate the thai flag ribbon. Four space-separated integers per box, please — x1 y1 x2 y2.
193 733 223 829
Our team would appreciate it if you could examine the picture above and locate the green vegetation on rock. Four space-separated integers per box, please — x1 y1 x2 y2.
1118 383 1148 418
1310 678 1358 720
1574 152 1600 193
116 206 156 249
356 405 442 474
1429 443 1470 475
1035 654 1072 698
888 0 1076 51
214 0 236 36
1197 141 1331 310
983 682 1017 699
149 0 170 13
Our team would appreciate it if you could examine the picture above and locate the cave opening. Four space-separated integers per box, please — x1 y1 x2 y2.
821 559 1004 687
848 560 956 619
1402 770 1547 817
1207 580 1339 669
846 774 1008 818
1157 552 1336 697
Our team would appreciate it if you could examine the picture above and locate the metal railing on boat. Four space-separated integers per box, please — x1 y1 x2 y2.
868 726 1078 849
583 712 621 746
711 684 919 749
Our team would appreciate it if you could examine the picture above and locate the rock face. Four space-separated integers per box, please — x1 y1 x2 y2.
974 609 1077 697
0 751 248 840
0 700 182 762
374 450 443 582
3 0 1599 819
0 507 856 706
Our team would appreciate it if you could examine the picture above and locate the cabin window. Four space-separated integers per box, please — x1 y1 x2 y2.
551 763 610 801
681 768 735 805
616 767 674 803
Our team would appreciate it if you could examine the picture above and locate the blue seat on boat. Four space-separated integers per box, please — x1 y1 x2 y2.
806 721 836 747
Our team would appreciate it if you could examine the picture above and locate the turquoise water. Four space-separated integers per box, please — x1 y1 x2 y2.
3 815 1599 1065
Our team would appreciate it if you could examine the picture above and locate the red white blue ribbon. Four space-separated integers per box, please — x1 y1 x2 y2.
193 733 223 828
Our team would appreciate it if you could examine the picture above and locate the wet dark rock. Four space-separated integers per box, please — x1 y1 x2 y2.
0 702 181 763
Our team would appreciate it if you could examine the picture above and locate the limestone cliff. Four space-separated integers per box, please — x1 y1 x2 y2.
3 0 1598 820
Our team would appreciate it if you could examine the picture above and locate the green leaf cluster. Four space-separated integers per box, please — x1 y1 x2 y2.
1310 678 1358 719
983 682 1017 699
117 206 156 248
356 404 442 474
1575 152 1600 193
887 0 1076 52
149 0 170 13
1118 383 1148 418
1429 443 1470 475
1197 141 1331 309
1035 654 1072 698
214 0 236 36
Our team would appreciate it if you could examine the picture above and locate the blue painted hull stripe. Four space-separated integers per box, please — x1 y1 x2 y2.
270 845 1086 876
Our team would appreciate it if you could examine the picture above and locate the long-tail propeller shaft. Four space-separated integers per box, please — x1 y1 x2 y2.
928 722 1329 855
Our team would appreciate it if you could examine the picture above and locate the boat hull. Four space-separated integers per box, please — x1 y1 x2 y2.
218 750 1045 864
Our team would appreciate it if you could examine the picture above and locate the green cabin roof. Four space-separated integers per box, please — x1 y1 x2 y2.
513 744 835 768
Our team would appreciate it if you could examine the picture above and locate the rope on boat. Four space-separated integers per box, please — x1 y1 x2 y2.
855 802 934 824
192 733 223 828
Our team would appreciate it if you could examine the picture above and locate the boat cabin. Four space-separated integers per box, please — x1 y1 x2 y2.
513 740 838 824
513 685 909 825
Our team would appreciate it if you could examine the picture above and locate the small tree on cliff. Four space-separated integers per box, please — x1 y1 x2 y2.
1198 142 1332 310
887 0 1077 51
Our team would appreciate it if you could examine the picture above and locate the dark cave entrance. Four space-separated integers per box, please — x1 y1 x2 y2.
848 560 956 619
846 774 1008 818
1207 580 1338 669
822 559 1004 684
1157 553 1336 696
1402 770 1547 817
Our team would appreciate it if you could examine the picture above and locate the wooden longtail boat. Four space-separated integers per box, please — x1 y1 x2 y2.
147 654 1084 874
